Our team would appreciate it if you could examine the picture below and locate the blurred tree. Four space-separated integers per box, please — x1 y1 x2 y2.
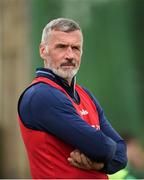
0 0 31 178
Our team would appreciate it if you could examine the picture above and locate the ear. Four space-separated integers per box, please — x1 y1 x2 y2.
39 44 48 60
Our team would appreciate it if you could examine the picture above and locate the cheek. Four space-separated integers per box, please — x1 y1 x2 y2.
76 55 81 63
51 56 64 68
52 51 65 61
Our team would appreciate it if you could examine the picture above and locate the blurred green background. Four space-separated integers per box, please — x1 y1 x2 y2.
30 0 144 134
0 0 143 178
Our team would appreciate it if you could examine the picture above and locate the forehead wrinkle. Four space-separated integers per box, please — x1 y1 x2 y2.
48 30 82 46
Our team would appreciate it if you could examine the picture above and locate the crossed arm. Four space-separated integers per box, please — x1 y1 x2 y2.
19 84 127 174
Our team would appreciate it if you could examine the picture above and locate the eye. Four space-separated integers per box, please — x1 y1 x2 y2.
56 44 67 49
72 46 80 51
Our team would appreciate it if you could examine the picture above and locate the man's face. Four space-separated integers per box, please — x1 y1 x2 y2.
40 30 83 83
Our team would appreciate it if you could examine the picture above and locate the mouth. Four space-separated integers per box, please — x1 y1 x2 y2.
61 63 75 68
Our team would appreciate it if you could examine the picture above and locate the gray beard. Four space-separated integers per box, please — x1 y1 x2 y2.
51 66 79 80
46 60 80 81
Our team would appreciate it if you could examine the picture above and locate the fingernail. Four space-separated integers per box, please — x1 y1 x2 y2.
68 157 71 161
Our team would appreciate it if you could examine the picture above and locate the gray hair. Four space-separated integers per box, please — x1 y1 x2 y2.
41 18 82 43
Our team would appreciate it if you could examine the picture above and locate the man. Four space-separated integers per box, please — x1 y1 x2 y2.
18 18 127 179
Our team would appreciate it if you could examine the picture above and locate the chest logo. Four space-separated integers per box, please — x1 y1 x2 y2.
91 125 100 130
80 109 89 116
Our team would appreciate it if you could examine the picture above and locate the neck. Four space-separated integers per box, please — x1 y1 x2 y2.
65 78 72 86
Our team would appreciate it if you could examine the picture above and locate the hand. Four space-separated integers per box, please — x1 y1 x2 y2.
68 149 104 171
68 149 92 170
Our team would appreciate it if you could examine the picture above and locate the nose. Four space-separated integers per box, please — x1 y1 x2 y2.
65 46 74 59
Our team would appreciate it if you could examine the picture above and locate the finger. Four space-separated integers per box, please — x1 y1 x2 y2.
68 157 90 170
92 162 104 170
68 157 82 168
80 154 91 169
80 154 89 166
81 154 93 166
85 156 93 166
70 149 80 156
67 157 73 164
70 150 81 163
74 151 82 163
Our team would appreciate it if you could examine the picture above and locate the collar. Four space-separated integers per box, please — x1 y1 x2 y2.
36 68 77 99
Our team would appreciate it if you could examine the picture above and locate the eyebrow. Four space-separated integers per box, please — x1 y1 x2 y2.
55 42 81 47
